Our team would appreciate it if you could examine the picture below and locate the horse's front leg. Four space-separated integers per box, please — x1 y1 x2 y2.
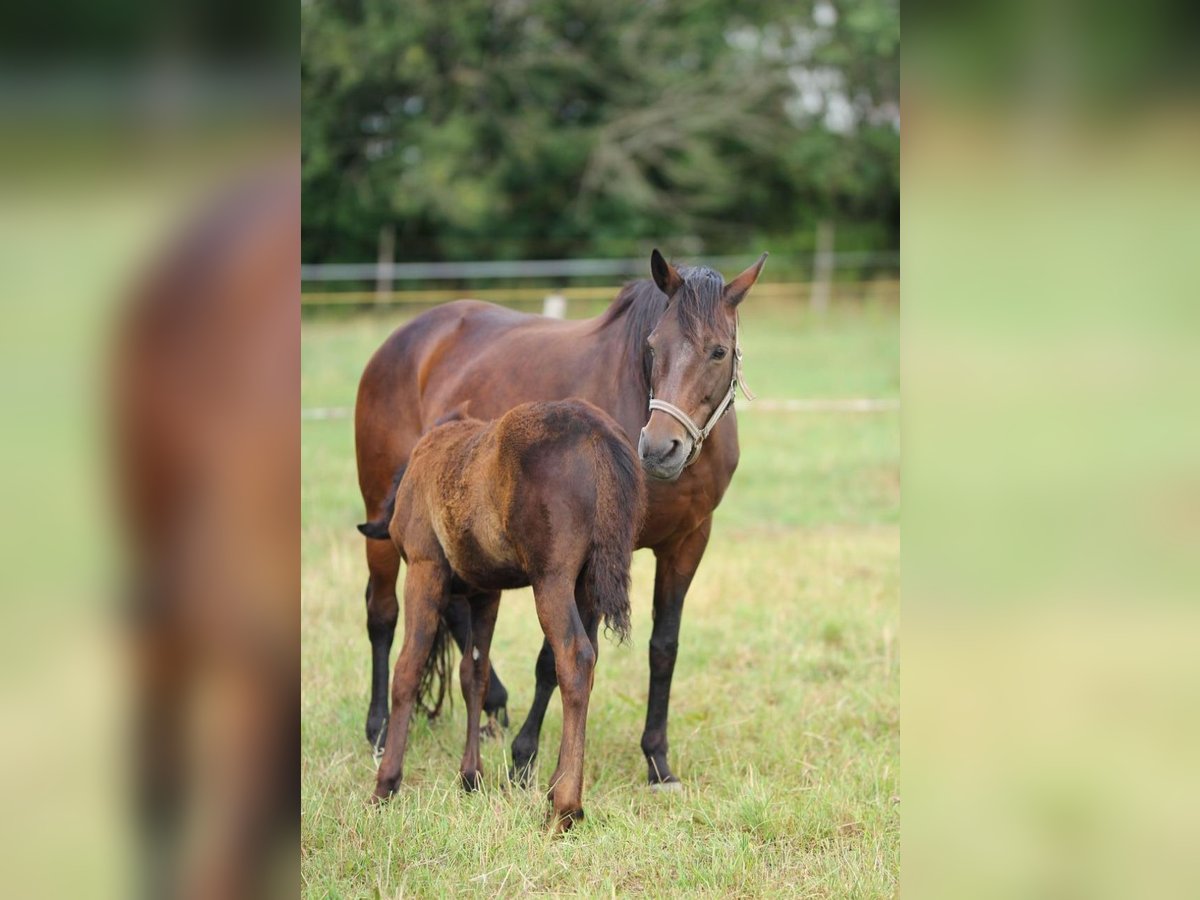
642 518 711 788
508 637 557 785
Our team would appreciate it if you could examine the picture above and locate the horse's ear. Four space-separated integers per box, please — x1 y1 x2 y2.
650 248 683 297
723 252 768 307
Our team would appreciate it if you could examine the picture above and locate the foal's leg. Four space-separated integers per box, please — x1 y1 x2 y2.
535 576 596 831
458 591 500 791
509 577 596 783
642 519 711 788
445 594 509 731
373 560 449 800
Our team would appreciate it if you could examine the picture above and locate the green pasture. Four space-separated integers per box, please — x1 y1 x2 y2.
301 297 899 897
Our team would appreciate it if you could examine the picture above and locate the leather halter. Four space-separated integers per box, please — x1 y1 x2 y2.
647 316 755 467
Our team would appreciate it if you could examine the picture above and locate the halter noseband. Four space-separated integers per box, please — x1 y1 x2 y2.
647 316 755 467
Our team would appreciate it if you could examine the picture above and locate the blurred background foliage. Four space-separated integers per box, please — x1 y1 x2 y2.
301 0 898 262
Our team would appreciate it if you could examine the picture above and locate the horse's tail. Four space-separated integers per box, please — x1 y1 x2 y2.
586 429 646 644
416 616 454 719
356 464 405 540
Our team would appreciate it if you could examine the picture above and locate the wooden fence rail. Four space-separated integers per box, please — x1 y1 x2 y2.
300 279 899 308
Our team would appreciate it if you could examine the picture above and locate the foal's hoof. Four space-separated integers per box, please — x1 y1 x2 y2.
547 807 584 834
371 780 398 804
460 770 482 792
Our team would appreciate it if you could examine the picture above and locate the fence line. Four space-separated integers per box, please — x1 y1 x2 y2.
300 252 898 283
300 279 899 307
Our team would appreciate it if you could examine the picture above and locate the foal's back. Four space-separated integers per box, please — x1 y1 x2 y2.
400 400 643 602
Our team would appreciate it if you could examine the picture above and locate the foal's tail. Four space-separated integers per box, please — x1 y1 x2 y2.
356 461 454 718
586 431 646 644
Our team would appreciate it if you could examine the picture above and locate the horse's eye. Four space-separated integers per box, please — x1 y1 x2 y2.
711 346 728 360
647 344 656 357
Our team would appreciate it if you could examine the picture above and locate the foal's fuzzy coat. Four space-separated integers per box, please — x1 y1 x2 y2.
359 400 645 829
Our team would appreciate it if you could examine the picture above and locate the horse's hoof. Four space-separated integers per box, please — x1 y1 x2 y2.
460 770 482 792
365 713 389 750
648 778 683 792
482 714 504 740
507 762 536 788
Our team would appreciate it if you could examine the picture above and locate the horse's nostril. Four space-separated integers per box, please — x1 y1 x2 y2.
638 433 684 467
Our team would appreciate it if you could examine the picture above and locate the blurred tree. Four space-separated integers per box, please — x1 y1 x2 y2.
301 0 898 262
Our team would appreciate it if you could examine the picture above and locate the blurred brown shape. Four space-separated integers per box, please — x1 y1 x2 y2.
112 162 298 900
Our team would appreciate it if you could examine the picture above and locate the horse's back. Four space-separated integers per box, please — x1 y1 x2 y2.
356 300 538 513
364 300 538 383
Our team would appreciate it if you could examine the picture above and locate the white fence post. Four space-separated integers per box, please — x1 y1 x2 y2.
811 220 834 312
542 292 567 318
375 223 394 303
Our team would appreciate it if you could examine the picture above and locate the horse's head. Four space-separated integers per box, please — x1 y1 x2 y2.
638 249 767 481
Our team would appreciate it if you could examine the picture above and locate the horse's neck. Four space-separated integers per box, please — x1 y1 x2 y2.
569 311 649 432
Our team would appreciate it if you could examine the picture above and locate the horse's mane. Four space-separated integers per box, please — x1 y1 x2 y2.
593 280 666 349
592 266 729 389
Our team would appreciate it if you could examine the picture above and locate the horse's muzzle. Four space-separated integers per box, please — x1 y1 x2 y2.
638 428 689 481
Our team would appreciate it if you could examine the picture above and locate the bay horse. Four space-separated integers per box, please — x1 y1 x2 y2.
114 165 299 897
358 400 644 829
356 249 766 787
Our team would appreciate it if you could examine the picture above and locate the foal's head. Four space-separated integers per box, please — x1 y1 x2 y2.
638 249 767 481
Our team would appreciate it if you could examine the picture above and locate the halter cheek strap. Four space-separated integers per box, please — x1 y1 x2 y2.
647 318 755 467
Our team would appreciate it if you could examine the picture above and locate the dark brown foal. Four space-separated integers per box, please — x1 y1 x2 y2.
359 400 644 830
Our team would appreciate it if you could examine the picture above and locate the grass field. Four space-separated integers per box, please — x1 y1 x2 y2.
301 296 900 897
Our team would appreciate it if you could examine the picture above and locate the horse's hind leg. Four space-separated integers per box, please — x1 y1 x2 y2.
509 637 557 785
374 560 449 800
135 616 190 895
458 591 500 791
365 538 401 749
444 595 509 732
